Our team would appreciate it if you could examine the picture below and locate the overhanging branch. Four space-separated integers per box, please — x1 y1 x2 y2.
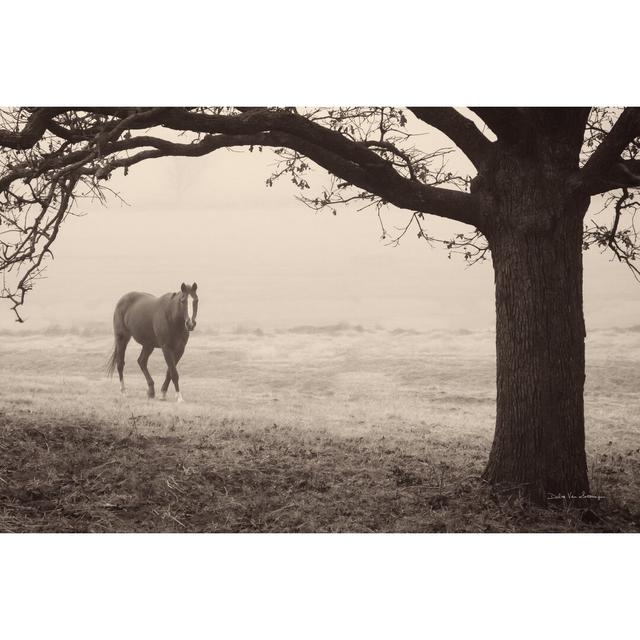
0 106 488 319
468 107 528 140
408 107 493 169
0 108 66 150
3 108 482 227
580 107 640 191
584 159 640 195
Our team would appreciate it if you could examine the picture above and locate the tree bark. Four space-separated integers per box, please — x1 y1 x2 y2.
481 158 590 504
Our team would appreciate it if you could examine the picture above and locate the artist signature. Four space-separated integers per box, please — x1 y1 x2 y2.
547 493 606 501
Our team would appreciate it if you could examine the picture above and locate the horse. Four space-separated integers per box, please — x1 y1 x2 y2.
107 282 198 402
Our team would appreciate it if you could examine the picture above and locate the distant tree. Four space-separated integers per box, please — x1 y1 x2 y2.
1 107 639 503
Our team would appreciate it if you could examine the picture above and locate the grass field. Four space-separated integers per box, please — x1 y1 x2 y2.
1 324 639 532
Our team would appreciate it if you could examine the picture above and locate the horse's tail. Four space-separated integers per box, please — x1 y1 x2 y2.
106 342 118 378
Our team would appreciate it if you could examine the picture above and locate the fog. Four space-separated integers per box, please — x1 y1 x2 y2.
2 141 639 334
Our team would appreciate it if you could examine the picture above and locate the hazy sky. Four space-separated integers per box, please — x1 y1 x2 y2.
2 114 639 333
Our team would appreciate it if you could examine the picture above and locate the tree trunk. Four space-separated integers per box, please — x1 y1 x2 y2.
482 173 590 504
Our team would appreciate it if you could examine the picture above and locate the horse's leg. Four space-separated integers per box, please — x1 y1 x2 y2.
160 344 185 401
137 344 156 398
160 369 171 401
116 334 130 394
161 346 182 402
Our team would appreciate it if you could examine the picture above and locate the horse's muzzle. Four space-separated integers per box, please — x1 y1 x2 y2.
186 319 197 331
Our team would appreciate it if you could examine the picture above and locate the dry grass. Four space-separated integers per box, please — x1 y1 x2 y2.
1 327 639 532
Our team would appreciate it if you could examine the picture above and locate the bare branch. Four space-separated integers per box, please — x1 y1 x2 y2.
1 176 78 322
580 107 640 190
408 107 493 169
583 187 640 281
468 108 529 140
585 159 640 195
2 108 481 226
0 108 66 150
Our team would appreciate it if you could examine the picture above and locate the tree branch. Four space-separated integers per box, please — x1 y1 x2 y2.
408 107 493 169
78 130 481 226
580 107 640 189
0 107 484 320
0 108 66 149
584 159 640 195
2 108 482 227
468 108 529 140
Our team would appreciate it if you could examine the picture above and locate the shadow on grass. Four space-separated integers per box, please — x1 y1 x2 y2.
1 416 638 533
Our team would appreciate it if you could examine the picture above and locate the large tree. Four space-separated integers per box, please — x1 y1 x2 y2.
1 107 640 503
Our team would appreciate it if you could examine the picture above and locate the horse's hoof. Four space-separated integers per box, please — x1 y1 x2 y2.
147 389 155 399
176 393 184 403
159 393 167 401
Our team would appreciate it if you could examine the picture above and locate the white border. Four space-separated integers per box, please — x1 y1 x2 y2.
1 1 639 637
1 534 638 639
3 0 640 104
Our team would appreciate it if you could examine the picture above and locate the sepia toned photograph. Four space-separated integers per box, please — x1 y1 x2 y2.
1 105 639 533
2 3 640 639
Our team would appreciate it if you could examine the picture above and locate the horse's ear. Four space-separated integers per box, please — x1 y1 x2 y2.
192 282 197 292
181 282 187 293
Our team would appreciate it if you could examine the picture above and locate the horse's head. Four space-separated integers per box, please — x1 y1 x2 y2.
178 282 198 331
